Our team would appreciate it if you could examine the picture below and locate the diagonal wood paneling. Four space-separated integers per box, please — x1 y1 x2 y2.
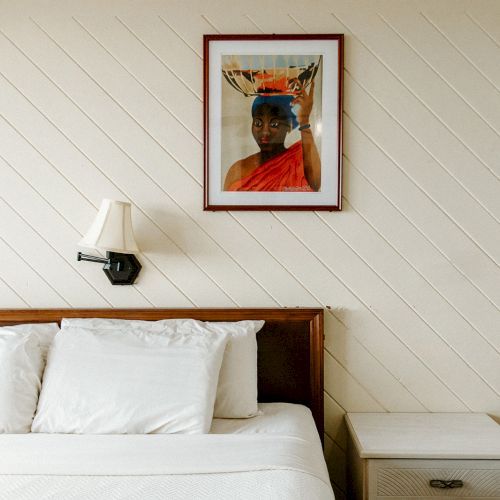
1 1 499 497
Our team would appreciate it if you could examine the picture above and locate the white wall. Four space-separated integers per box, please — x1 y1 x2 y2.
1 0 499 497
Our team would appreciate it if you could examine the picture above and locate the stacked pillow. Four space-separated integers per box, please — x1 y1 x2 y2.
26 317 264 435
0 323 59 433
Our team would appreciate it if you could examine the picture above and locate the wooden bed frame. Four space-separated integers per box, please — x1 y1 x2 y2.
0 308 324 438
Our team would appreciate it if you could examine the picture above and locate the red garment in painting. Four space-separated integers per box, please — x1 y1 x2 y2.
228 141 313 192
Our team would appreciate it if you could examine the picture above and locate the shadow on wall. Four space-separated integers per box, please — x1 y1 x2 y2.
323 307 351 498
134 209 200 256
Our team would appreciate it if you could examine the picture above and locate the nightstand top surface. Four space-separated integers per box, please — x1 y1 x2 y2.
346 413 500 459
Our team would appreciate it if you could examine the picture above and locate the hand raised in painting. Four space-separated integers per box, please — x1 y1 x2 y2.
291 78 321 191
291 79 315 127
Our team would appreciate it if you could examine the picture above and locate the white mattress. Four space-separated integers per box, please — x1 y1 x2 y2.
0 403 334 500
211 402 320 441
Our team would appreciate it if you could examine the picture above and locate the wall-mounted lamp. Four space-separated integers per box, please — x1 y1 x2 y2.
77 199 141 285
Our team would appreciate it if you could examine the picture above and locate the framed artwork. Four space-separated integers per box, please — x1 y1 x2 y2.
203 34 343 211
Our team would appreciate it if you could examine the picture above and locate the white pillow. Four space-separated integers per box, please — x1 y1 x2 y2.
31 325 227 434
0 323 59 433
61 317 265 418
203 321 263 418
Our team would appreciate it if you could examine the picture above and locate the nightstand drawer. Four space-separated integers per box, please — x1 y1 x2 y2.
369 459 500 499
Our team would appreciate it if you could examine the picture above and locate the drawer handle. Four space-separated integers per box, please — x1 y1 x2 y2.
430 479 464 489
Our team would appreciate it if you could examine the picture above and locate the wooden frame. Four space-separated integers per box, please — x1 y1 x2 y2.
204 34 343 211
0 308 324 439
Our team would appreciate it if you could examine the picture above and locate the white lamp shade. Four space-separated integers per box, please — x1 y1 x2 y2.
79 199 139 254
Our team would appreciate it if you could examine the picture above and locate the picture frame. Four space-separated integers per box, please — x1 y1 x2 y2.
203 34 343 211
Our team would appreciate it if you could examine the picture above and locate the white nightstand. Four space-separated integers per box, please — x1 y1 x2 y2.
345 413 500 499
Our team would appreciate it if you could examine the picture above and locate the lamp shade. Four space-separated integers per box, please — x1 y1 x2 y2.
79 199 139 254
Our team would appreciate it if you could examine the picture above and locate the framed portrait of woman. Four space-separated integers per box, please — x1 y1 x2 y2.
203 34 343 211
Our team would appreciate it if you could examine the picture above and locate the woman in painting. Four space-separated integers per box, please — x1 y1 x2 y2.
223 80 321 192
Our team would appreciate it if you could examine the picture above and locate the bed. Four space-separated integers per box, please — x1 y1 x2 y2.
0 308 333 500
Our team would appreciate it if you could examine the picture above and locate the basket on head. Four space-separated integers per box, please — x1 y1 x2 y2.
222 54 322 97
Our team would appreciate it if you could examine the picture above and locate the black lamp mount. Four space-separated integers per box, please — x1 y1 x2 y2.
77 251 141 285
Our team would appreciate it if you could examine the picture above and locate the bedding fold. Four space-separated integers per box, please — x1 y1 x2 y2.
0 433 329 487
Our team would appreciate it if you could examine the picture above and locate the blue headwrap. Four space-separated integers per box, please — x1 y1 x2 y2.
251 95 299 129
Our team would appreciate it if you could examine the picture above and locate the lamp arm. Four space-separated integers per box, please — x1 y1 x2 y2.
77 252 110 265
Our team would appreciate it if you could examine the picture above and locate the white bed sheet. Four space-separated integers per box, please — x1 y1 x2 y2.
211 402 320 441
0 403 334 500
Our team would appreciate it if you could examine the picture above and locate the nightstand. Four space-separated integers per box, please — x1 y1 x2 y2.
345 413 500 499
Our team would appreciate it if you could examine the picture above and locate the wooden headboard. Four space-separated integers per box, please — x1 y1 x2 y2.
0 308 324 438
